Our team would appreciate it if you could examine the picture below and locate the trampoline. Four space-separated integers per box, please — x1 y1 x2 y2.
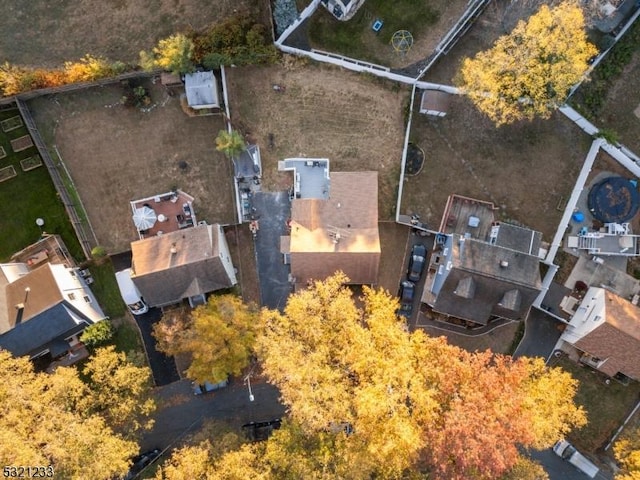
588 176 640 223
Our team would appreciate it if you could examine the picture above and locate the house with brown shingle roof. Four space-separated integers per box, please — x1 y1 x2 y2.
0 262 105 359
560 287 640 382
130 224 237 308
279 159 380 289
421 195 543 325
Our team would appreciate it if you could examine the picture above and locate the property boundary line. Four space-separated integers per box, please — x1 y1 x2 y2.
52 145 100 247
16 100 96 259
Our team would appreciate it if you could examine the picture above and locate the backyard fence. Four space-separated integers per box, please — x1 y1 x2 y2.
0 70 162 106
416 0 492 79
16 99 97 259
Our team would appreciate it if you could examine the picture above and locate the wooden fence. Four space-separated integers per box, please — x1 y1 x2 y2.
16 99 97 259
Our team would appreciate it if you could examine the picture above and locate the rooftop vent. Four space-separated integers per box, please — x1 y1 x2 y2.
500 260 509 268
170 243 178 254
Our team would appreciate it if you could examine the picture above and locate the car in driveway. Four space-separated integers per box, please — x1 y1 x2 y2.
124 448 161 480
242 418 282 441
192 378 229 395
407 244 427 282
553 439 599 478
398 280 415 316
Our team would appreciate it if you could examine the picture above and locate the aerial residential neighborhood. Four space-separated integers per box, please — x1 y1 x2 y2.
1 0 640 478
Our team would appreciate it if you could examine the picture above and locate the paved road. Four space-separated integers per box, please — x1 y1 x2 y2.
140 378 285 451
513 307 564 360
252 191 292 311
134 308 180 386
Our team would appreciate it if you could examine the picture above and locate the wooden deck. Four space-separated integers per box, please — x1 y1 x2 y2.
131 191 199 239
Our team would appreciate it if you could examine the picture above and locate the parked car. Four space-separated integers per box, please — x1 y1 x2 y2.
407 244 427 282
399 280 415 316
124 448 161 480
553 439 599 478
242 418 282 441
192 378 229 395
115 269 148 316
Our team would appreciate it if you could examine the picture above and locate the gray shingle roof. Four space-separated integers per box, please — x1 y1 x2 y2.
131 225 234 307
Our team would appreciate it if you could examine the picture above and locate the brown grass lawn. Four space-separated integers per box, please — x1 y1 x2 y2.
29 78 236 253
225 61 410 219
402 95 592 239
589 53 640 155
0 0 261 68
549 355 640 454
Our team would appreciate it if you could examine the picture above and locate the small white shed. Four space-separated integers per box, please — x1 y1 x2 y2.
419 90 451 117
184 71 220 109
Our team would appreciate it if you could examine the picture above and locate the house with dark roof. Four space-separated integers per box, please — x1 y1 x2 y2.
559 287 640 382
0 262 105 359
130 224 237 308
279 159 380 289
421 195 543 325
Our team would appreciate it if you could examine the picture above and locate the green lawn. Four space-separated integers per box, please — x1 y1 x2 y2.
550 356 640 453
307 0 439 64
0 107 83 262
113 321 143 356
88 259 127 319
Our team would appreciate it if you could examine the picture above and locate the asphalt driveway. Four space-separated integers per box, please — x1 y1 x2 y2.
252 191 292 311
134 307 180 386
513 307 565 360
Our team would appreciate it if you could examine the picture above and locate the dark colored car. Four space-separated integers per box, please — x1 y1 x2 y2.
242 419 282 441
192 378 229 395
407 244 427 282
399 280 415 315
124 449 161 480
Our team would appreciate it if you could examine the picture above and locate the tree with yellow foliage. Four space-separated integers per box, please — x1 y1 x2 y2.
614 425 640 480
140 33 195 75
82 346 156 436
258 273 585 479
154 295 259 383
155 274 586 479
0 350 137 479
458 1 597 125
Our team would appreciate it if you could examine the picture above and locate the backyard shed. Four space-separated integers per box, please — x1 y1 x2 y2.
419 90 451 117
184 71 220 109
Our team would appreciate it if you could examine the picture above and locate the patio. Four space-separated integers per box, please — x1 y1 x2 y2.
10 234 77 268
130 190 199 239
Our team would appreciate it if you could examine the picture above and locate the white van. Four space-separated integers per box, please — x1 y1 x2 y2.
115 269 148 315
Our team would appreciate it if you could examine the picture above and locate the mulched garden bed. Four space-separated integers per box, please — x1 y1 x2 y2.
0 165 17 182
405 142 425 176
1 115 23 132
20 155 43 171
10 134 34 152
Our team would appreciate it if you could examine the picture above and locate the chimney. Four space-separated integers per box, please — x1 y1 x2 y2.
500 260 509 268
14 303 24 325
170 243 177 255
